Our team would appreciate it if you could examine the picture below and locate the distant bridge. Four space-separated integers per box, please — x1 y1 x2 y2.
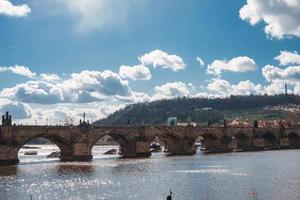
0 112 300 165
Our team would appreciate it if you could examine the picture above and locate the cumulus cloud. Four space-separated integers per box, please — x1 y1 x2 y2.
294 84 300 94
207 79 263 97
22 102 123 125
119 65 151 80
232 80 263 96
139 49 186 71
187 83 196 91
262 64 300 84
153 81 190 100
0 0 31 17
207 79 232 96
39 73 61 82
207 56 257 76
275 51 300 65
115 91 151 103
0 101 31 119
263 82 286 95
62 70 131 98
0 70 134 104
0 65 36 78
196 57 205 66
239 0 300 39
194 92 223 99
1 81 64 104
0 68 152 123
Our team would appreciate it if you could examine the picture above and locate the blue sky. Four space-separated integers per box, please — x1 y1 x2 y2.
0 0 300 124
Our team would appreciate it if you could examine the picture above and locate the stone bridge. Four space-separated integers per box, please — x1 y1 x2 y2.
0 113 300 165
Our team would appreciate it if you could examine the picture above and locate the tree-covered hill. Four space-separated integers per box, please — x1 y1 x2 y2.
94 94 300 126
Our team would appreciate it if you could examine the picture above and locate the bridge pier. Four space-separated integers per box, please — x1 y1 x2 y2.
288 133 300 148
201 136 233 153
166 138 196 155
279 137 290 149
202 140 233 153
252 138 265 150
60 143 93 162
0 145 19 165
235 137 255 151
121 140 151 158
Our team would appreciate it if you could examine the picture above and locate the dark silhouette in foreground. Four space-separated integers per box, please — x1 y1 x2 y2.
167 190 172 200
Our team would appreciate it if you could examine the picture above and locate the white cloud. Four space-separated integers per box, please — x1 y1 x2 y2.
139 49 186 71
1 81 65 104
63 70 131 98
262 64 300 84
263 81 286 95
0 0 31 17
194 92 223 99
207 56 257 76
196 57 205 66
0 70 134 104
0 100 31 119
207 79 232 96
275 51 300 65
153 81 190 100
294 84 300 94
207 79 263 97
0 65 36 78
18 102 123 125
52 0 142 33
239 0 300 39
39 73 61 82
188 83 196 91
119 64 151 80
0 67 150 123
232 80 263 96
115 91 151 103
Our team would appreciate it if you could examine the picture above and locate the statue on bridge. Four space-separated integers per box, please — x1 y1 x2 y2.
79 112 90 128
1 112 12 126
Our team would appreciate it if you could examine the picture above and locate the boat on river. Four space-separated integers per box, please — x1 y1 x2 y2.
47 151 60 158
22 145 41 149
150 143 161 152
104 148 118 155
24 151 37 155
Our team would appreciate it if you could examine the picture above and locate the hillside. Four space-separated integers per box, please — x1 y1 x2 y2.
94 95 300 126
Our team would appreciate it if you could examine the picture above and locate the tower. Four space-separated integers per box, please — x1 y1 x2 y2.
285 83 288 96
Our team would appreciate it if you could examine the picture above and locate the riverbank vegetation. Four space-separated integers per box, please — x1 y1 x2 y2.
95 94 300 126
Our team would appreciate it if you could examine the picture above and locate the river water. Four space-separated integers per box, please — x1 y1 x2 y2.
0 145 299 200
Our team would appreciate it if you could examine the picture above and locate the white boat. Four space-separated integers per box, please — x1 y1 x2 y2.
24 151 37 155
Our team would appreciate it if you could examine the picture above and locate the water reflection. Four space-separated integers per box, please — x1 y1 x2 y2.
0 166 18 176
0 145 300 200
57 164 95 175
112 162 151 175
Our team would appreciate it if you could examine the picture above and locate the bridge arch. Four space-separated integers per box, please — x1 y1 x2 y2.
288 132 300 148
17 133 72 162
201 132 219 141
90 130 131 157
149 131 181 143
147 128 184 155
261 132 278 149
91 131 130 147
233 131 253 151
200 132 232 153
